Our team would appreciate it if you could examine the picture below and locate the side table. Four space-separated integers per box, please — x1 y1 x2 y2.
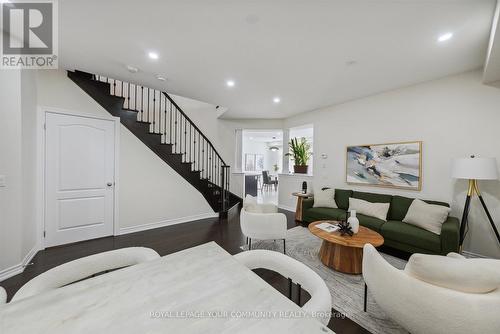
291 192 313 222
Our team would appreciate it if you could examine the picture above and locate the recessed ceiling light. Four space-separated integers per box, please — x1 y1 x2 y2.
148 52 159 60
226 80 235 87
438 32 453 42
126 65 139 73
156 75 166 81
273 97 281 104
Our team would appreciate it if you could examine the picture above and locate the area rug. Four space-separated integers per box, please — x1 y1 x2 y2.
240 226 408 334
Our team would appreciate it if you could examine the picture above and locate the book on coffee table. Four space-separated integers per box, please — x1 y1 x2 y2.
315 222 339 233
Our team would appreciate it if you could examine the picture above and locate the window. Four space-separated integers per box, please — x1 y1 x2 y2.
245 154 264 172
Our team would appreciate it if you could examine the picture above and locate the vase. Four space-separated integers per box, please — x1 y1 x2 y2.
348 210 359 234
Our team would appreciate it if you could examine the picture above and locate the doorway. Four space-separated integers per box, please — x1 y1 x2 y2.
44 111 118 247
242 130 283 204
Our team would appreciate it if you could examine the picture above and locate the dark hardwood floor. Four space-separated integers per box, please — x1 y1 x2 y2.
1 207 372 334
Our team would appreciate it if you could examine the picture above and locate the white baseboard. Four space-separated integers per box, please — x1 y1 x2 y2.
119 212 219 235
0 244 39 282
278 204 295 213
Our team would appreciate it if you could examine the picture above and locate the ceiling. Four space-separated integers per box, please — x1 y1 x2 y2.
243 130 283 143
59 0 497 119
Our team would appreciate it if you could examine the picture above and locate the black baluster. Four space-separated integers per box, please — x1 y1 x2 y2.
127 82 131 109
175 109 178 153
152 90 156 132
180 115 183 160
169 102 173 145
147 88 150 124
162 94 166 143
141 86 144 121
184 118 187 163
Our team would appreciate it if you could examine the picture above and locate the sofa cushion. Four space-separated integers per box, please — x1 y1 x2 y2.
305 207 347 222
357 214 386 232
381 220 441 253
389 195 450 221
335 189 353 210
353 191 392 205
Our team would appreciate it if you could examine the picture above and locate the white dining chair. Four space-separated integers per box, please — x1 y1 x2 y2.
234 250 332 325
12 247 160 302
241 195 287 253
0 287 7 304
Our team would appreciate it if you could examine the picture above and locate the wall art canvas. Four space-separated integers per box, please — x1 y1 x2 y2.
346 141 422 190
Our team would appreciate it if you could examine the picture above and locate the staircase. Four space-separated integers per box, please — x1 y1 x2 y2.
67 70 241 216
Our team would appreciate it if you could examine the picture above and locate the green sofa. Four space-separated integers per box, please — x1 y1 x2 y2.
302 189 460 255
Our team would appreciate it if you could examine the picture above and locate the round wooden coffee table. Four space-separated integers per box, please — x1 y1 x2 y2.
308 221 384 274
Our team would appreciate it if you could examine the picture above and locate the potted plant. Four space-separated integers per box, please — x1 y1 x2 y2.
285 137 312 174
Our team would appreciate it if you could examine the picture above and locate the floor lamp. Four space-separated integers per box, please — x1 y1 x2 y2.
452 156 500 249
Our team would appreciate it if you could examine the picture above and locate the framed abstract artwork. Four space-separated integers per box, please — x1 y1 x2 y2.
346 141 422 190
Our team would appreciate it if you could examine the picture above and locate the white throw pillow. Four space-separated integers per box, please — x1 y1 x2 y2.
348 197 390 221
313 188 337 208
403 199 451 235
405 253 500 293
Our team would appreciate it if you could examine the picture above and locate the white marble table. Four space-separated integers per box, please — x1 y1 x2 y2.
0 242 333 333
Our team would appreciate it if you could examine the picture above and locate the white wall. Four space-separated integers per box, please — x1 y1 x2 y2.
0 71 23 272
0 70 38 277
20 71 38 258
284 70 500 258
36 70 216 234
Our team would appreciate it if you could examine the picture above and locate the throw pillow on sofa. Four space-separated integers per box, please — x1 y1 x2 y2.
313 188 337 208
403 198 450 235
348 197 390 221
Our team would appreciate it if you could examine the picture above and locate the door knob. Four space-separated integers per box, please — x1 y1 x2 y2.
107 182 113 187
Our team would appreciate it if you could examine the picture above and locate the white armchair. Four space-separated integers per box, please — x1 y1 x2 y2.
12 247 160 302
240 195 287 253
234 250 332 325
362 244 500 334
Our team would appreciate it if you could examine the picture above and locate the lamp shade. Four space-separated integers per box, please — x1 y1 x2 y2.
451 157 498 180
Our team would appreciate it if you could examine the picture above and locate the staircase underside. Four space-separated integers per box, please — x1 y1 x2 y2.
67 70 241 214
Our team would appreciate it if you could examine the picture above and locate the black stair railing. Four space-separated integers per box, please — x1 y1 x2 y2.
93 74 230 208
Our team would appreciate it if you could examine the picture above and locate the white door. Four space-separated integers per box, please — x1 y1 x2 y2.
45 112 116 247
